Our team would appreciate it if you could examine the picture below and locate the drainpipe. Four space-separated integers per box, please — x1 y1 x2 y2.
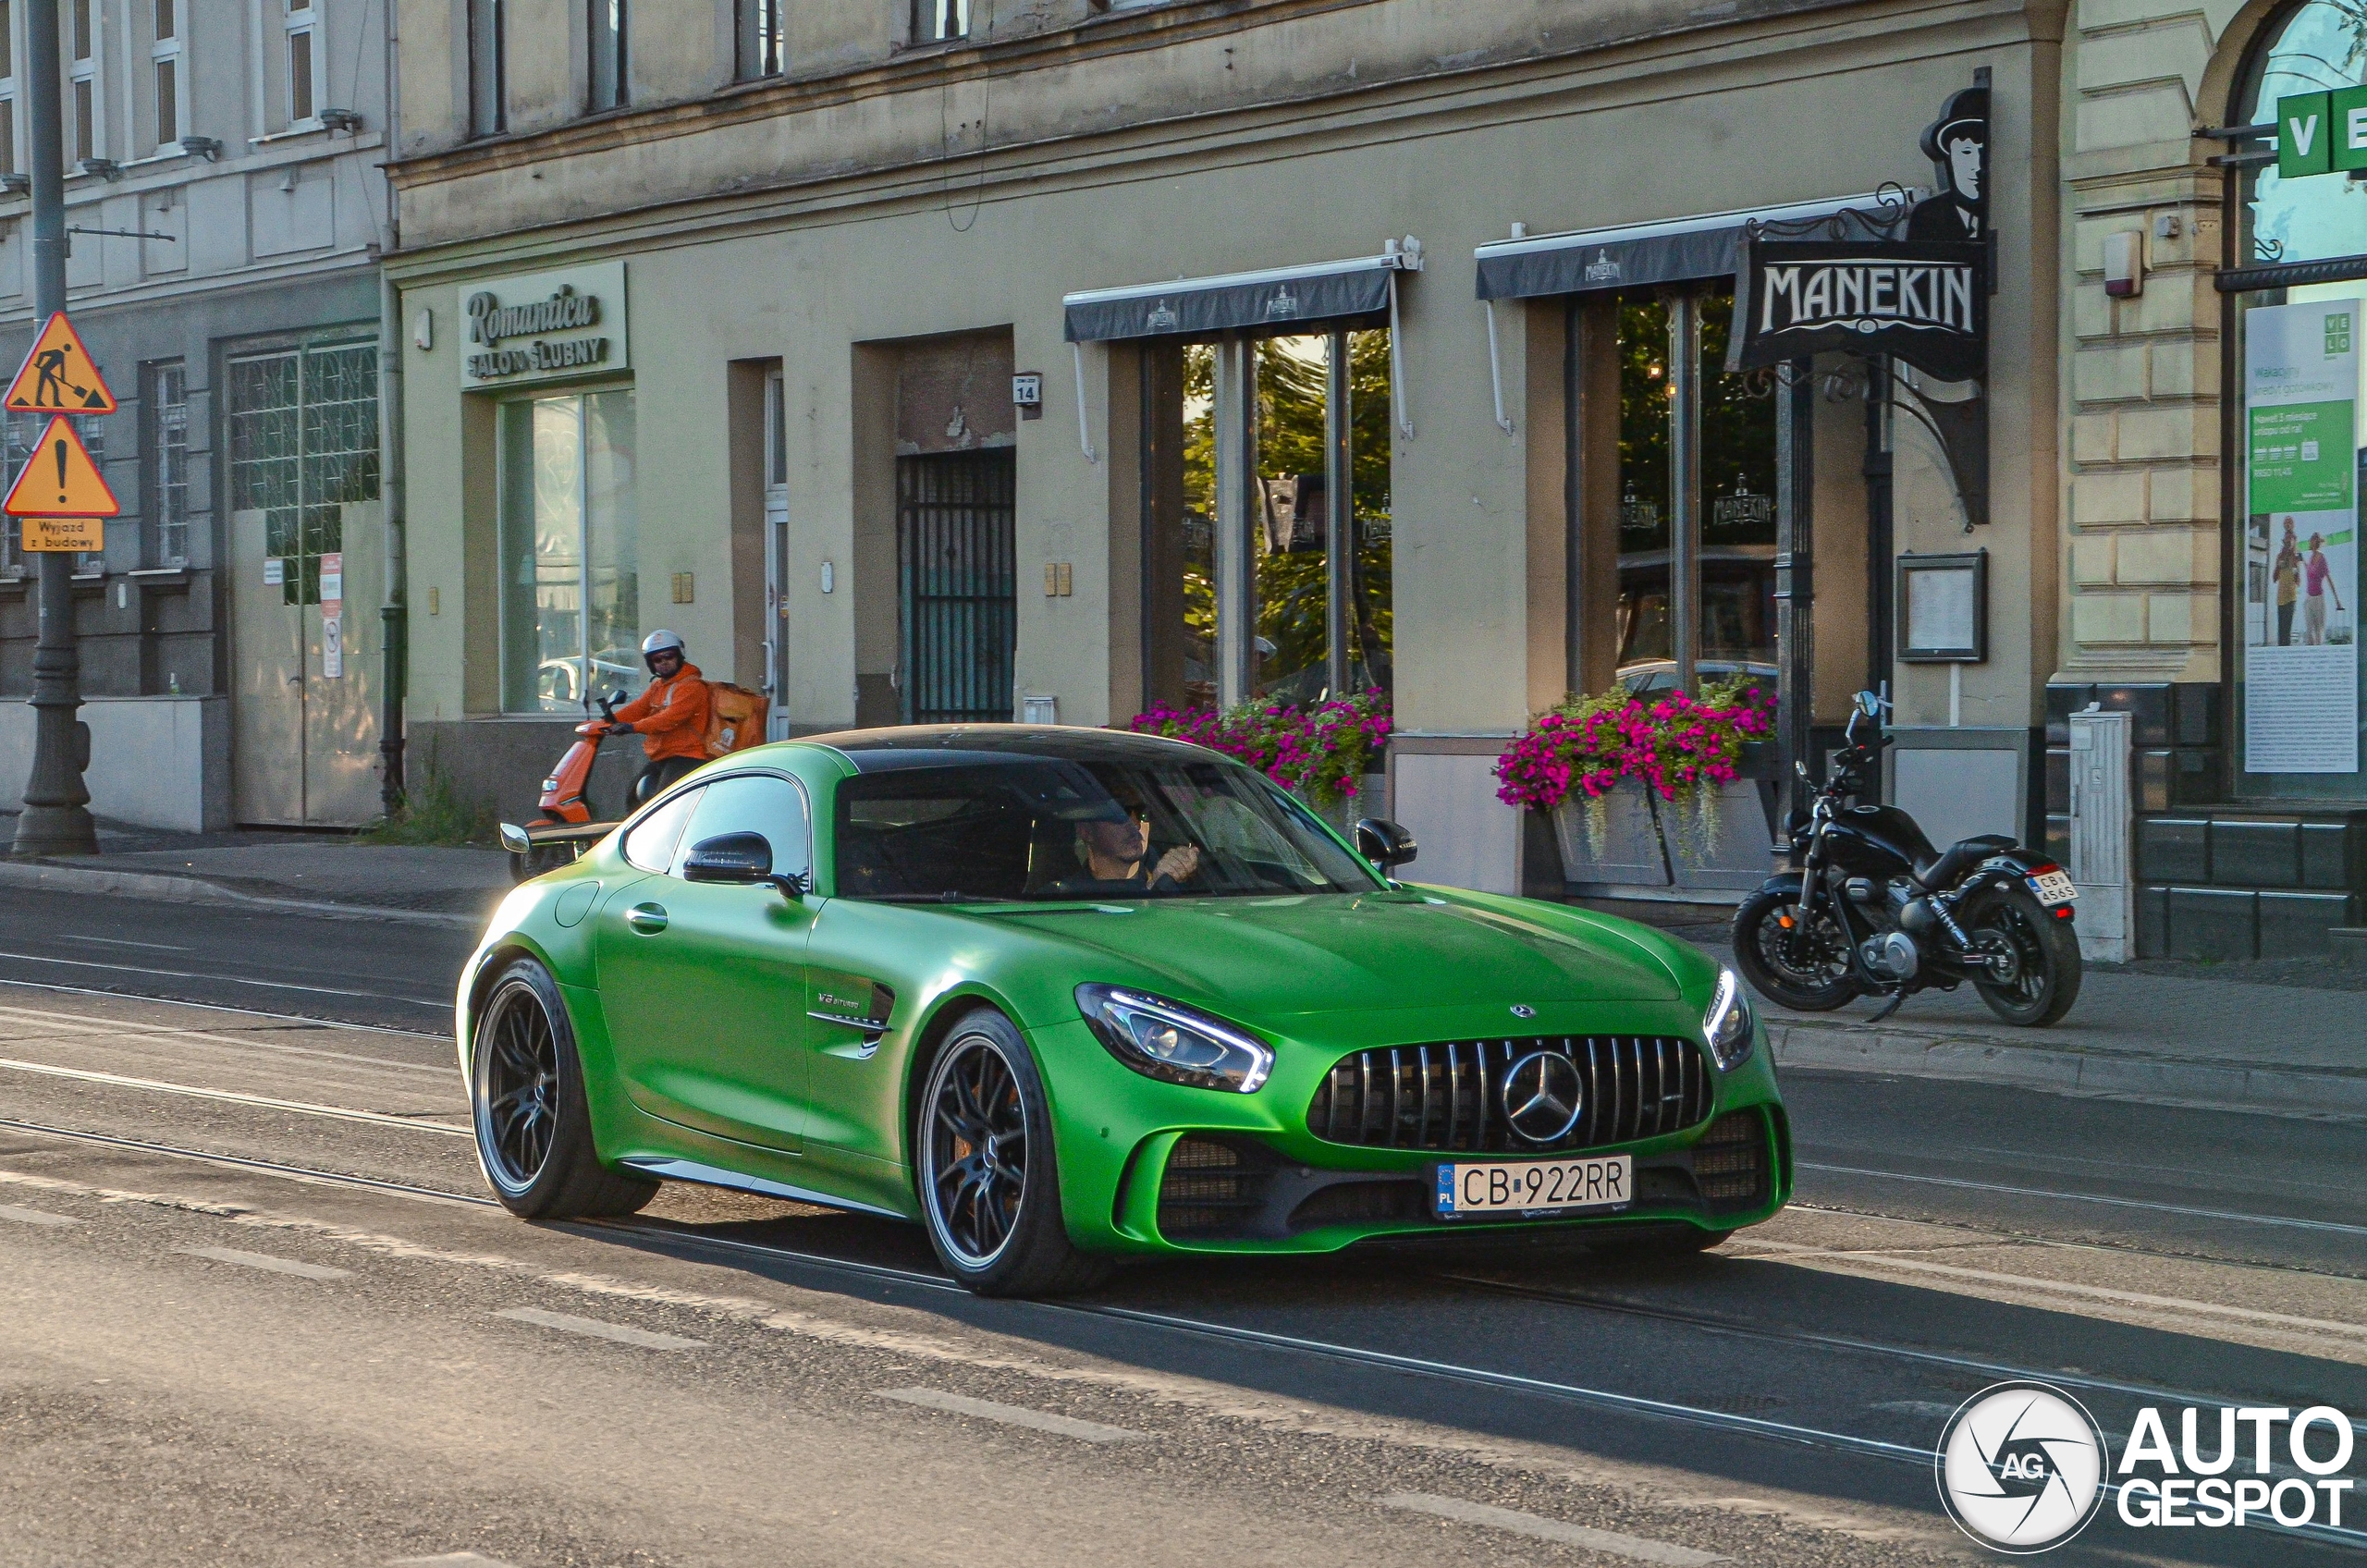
376 275 406 815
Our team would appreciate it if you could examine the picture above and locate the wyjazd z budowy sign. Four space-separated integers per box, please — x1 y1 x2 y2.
1734 241 1985 381
459 261 629 389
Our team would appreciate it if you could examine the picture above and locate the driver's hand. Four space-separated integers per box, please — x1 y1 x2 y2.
1153 845 1201 884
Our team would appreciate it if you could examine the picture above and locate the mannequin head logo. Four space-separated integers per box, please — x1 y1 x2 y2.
1908 86 1988 242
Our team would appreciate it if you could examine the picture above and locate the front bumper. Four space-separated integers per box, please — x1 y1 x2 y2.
1036 1011 1791 1256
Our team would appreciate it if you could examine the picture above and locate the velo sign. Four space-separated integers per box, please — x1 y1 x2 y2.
4 312 117 414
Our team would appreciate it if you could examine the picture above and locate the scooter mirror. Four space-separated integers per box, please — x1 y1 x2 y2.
1854 690 1883 718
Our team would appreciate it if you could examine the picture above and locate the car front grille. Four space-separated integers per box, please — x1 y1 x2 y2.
1156 1135 1278 1238
1306 1035 1713 1155
1692 1108 1772 1212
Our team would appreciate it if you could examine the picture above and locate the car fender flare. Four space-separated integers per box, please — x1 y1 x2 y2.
895 982 1056 1170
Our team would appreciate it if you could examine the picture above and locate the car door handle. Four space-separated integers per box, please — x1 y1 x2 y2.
625 902 668 934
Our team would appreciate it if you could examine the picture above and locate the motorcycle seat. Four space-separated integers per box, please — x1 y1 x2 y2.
1913 834 2017 892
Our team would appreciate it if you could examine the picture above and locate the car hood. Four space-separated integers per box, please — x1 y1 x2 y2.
987 890 1685 1019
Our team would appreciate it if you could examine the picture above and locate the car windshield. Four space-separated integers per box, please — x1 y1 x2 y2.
832 753 1381 902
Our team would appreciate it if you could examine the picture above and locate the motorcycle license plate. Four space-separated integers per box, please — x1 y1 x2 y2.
1434 1156 1632 1219
2029 869 2078 906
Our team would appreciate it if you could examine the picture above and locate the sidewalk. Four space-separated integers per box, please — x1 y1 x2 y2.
0 812 511 927
1667 920 2367 1122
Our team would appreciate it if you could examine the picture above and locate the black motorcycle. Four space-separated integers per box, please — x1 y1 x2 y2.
1732 692 2082 1026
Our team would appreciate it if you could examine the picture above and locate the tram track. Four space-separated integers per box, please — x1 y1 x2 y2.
4 1107 2364 1552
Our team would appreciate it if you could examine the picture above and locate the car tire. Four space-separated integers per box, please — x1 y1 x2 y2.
470 957 658 1220
915 1008 1113 1297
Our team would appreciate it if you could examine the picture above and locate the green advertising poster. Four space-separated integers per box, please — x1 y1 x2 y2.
2249 399 2356 512
2244 299 2363 775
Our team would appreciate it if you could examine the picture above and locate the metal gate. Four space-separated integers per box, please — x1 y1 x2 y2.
897 451 1015 725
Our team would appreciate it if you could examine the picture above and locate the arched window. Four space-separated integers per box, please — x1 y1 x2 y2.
2240 0 2367 263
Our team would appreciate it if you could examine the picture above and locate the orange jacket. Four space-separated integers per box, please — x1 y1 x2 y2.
612 662 712 763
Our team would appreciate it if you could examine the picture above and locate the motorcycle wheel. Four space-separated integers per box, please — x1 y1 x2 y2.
1733 887 1858 1011
1959 884 2082 1026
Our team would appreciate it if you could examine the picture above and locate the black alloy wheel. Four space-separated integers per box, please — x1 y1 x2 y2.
1732 887 1857 1011
478 977 558 1192
1960 884 2082 1027
469 958 658 1219
915 1009 1112 1296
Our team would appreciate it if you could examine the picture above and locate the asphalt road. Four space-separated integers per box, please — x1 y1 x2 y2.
1 888 2362 1567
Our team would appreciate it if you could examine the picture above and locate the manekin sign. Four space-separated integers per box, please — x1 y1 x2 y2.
459 261 629 390
1735 240 1986 381
1730 84 1990 384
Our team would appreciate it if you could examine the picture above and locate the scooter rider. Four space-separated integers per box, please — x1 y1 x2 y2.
608 631 712 806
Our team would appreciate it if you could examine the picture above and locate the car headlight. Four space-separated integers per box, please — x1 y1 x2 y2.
1075 984 1272 1093
1703 966 1755 1071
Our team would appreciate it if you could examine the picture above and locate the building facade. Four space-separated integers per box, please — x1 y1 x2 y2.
386 0 2071 894
0 0 388 832
2058 0 2367 958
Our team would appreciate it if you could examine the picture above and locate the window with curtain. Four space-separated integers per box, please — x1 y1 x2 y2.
737 0 782 79
499 390 639 713
914 0 967 43
285 0 315 125
151 0 180 149
469 0 504 136
69 0 92 163
587 0 626 111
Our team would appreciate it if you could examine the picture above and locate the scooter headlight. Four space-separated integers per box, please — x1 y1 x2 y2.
1703 966 1756 1071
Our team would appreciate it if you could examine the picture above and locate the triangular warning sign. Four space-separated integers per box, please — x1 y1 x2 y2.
4 417 119 517
4 312 117 413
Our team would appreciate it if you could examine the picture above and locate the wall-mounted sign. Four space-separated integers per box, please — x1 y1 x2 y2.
2274 88 2367 180
1732 240 1986 381
460 261 628 390
1897 549 1988 662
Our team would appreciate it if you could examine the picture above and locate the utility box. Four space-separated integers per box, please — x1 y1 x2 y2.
2067 706 2133 963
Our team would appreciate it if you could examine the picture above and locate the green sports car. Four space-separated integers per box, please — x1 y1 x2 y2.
459 726 1790 1294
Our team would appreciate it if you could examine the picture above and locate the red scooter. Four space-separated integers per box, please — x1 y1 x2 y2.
501 691 628 881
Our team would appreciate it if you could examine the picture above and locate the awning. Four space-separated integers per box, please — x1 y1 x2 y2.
1473 191 1913 301
1063 246 1419 343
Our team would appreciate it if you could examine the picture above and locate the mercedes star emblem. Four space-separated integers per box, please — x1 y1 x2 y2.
1501 1049 1583 1143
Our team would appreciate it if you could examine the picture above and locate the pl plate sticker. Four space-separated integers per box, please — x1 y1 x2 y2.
1935 1381 2109 1553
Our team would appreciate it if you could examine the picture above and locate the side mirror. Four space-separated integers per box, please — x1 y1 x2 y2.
1354 817 1418 870
681 831 809 899
497 822 532 855
1854 690 1886 718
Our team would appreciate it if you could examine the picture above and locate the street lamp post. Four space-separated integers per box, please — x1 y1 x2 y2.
10 0 96 858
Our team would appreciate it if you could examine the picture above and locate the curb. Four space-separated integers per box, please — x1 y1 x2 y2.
0 859 486 930
1768 1017 2367 1119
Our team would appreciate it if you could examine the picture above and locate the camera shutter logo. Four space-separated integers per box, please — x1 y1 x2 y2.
1935 1381 2110 1553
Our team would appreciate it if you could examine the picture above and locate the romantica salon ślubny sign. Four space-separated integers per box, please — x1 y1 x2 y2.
460 262 631 390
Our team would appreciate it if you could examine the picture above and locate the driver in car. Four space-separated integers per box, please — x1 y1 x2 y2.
1063 793 1201 893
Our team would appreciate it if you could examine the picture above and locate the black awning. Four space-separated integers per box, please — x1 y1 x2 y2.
1063 250 1414 343
1474 192 1909 301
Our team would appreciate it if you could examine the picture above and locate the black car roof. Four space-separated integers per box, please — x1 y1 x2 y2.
798 724 1214 774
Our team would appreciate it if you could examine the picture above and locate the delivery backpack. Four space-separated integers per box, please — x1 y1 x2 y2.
704 682 771 758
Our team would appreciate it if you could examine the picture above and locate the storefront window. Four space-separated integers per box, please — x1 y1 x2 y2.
1612 287 1776 690
499 389 638 714
2232 6 2367 795
1147 328 1392 712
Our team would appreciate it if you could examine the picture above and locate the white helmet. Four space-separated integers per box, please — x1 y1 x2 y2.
641 629 686 669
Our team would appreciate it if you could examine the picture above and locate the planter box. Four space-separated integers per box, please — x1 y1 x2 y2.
1551 776 1780 892
1551 781 1672 887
